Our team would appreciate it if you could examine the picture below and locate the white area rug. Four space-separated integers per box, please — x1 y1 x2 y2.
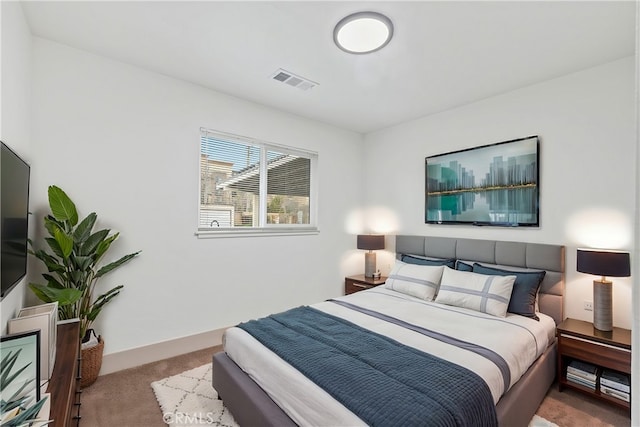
152 364 559 427
530 414 560 427
151 364 238 427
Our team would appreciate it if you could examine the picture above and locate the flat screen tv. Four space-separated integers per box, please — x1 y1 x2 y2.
425 135 539 227
1 141 31 300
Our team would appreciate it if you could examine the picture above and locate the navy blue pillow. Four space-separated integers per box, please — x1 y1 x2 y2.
472 263 546 320
401 254 455 269
455 261 473 272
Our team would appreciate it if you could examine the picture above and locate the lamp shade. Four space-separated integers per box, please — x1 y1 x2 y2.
576 249 630 277
357 234 385 251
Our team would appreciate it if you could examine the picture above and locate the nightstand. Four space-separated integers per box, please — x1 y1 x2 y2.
344 275 387 295
556 318 631 411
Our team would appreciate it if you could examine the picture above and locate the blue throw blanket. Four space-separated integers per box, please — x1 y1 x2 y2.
238 306 498 427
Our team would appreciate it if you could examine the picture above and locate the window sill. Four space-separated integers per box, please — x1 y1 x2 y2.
195 227 320 239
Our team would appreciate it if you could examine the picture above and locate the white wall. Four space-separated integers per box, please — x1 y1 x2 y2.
30 38 364 355
0 2 33 333
364 57 636 329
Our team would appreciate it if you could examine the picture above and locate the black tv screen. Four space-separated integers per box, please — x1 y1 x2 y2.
1 141 30 299
425 135 539 227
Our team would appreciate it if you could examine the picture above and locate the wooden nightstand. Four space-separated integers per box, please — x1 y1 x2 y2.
556 318 631 411
345 275 387 295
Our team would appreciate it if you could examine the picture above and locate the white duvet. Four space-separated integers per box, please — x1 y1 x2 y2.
223 287 556 426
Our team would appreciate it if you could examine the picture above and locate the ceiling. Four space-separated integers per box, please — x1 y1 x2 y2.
22 1 636 134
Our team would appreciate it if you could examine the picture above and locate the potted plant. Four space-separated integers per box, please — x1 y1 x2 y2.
28 186 140 387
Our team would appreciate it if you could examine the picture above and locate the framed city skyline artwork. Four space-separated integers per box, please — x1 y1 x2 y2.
425 135 539 227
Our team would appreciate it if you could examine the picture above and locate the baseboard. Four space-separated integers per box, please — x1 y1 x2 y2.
100 326 228 375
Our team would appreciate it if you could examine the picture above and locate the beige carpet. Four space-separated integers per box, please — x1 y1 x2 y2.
536 386 630 427
81 345 631 426
81 346 218 426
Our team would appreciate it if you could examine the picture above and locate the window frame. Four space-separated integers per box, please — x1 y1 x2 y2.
196 128 319 238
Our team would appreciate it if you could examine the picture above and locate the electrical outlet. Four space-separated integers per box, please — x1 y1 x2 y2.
584 301 593 311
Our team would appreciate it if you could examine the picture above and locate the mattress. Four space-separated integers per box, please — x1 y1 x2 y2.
223 287 556 426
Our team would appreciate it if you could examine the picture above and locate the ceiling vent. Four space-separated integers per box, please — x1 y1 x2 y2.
271 69 318 91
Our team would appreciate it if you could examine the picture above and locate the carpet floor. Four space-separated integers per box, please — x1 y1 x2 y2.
81 345 631 426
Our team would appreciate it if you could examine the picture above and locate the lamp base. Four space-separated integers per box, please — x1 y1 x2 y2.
364 252 377 278
593 280 613 332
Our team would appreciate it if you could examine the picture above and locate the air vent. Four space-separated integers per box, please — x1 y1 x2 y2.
270 69 318 91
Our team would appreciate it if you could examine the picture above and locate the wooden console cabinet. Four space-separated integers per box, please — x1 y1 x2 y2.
47 320 81 426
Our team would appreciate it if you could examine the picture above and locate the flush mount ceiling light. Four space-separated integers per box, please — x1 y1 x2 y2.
333 11 393 54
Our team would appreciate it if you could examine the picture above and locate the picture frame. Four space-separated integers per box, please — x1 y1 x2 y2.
425 135 539 227
8 302 58 380
1 329 41 406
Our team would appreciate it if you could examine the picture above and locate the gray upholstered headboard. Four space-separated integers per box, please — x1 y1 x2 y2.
395 235 565 325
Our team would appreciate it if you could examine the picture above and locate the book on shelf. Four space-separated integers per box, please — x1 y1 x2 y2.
600 370 630 393
600 384 630 402
566 368 597 382
566 373 596 390
567 360 597 381
567 371 596 385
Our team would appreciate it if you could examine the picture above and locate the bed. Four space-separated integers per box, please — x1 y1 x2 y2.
212 236 565 426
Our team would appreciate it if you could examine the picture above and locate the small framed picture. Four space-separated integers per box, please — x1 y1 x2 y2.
1 330 41 406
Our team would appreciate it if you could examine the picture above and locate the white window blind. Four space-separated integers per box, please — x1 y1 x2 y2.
198 128 318 236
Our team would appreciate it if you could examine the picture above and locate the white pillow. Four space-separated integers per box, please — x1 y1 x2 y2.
435 266 516 317
385 261 444 301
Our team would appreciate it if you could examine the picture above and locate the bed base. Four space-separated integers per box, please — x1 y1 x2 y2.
212 340 557 427
213 351 296 427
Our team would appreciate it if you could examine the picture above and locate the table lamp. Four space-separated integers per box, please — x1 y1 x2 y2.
576 249 630 331
357 235 385 278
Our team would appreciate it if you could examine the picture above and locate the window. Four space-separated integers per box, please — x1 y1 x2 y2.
198 128 318 236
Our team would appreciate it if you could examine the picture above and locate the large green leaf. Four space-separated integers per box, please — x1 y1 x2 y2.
28 284 82 307
48 185 78 226
45 236 65 259
33 249 66 273
42 273 65 289
69 270 85 288
94 233 118 260
28 283 55 303
53 227 74 259
44 215 65 238
73 212 97 244
96 251 141 277
80 229 110 256
85 285 124 322
71 254 94 272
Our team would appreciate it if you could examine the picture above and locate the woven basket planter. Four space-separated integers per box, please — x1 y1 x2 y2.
81 336 104 388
